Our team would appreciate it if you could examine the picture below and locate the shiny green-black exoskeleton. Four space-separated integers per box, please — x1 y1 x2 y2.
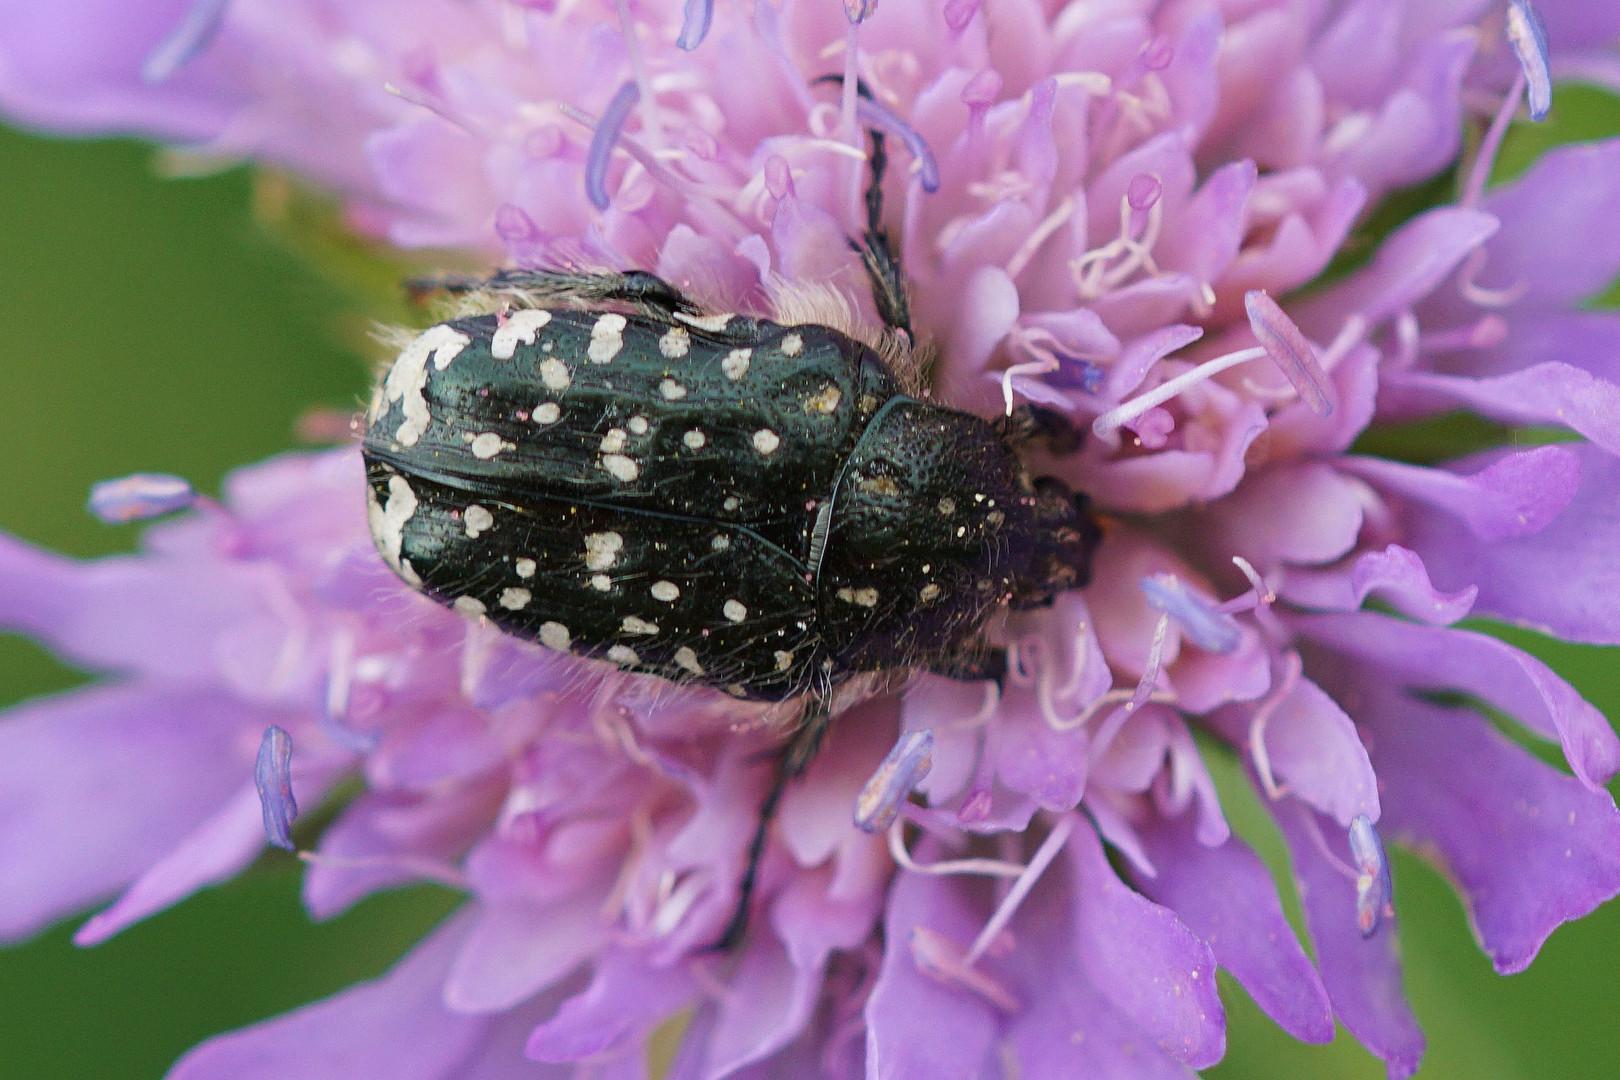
361 130 1101 947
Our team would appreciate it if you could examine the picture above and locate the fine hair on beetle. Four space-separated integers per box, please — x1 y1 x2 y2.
361 96 1103 950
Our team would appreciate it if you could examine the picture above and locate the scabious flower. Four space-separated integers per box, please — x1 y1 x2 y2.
3 1 1620 1077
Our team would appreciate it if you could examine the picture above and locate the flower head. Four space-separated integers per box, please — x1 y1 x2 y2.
3 2 1620 1079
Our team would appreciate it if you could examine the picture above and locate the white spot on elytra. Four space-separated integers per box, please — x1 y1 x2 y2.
676 311 734 332
780 332 804 357
469 432 514 459
659 326 691 358
540 357 571 391
722 496 740 512
629 415 650 435
600 428 628 453
723 599 747 622
774 649 794 672
938 496 957 515
453 595 487 618
584 532 624 570
490 309 552 360
753 428 781 455
588 312 627 363
540 621 571 650
590 574 612 591
660 378 687 401
534 402 561 425
464 504 494 538
675 646 704 674
919 583 942 602
651 580 680 602
622 615 659 635
711 533 731 551
838 586 879 607
684 429 706 450
602 453 639 482
806 385 842 414
722 348 751 380
608 644 639 665
379 324 470 448
499 587 532 610
515 558 537 578
367 473 418 573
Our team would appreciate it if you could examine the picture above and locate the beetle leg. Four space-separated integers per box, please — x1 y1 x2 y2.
996 403 1085 455
408 268 703 320
853 128 914 342
711 693 834 951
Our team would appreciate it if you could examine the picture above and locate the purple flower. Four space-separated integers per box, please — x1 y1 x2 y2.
3 2 1620 1079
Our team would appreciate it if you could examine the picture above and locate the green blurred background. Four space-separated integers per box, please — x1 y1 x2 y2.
1 86 1619 1078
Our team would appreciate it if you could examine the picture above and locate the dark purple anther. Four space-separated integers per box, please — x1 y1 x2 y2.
1349 813 1393 937
255 726 298 851
1139 574 1242 654
87 473 197 524
1507 0 1552 122
585 82 641 210
854 97 941 193
142 0 231 83
855 731 934 833
677 0 714 50
1245 289 1334 416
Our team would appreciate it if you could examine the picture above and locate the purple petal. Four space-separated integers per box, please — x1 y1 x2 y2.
1406 443 1620 643
1210 677 1379 828
1066 823 1226 1068
1507 0 1553 121
255 725 297 850
1344 676 1620 974
586 81 639 210
528 947 695 1062
1343 444 1581 541
1245 289 1333 415
1271 799 1425 1079
168 915 489 1080
87 472 197 523
1381 364 1620 457
1279 544 1477 625
443 893 611 1014
1131 810 1334 1044
0 684 249 941
1209 463 1364 568
865 868 998 1080
1296 611 1620 790
1481 138 1620 308
699 926 823 1080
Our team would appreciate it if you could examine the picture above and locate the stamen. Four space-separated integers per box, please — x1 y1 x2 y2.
1349 813 1394 937
887 816 1027 878
1091 346 1267 438
1005 324 1104 395
1249 651 1302 800
854 97 941 192
615 0 662 147
1457 248 1529 308
1139 574 1242 654
964 814 1074 963
1506 0 1552 122
1245 290 1333 416
255 725 298 851
585 81 641 209
1131 615 1171 715
999 357 1059 415
1004 196 1076 281
845 0 879 23
676 0 715 50
1316 313 1367 374
910 927 1021 1011
297 850 469 891
1461 67 1526 208
855 731 935 833
1126 173 1162 211
142 0 230 84
87 473 196 524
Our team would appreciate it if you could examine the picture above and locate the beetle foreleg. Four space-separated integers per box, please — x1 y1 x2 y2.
408 268 703 320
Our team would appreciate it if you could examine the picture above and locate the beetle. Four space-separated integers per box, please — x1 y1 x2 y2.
361 127 1101 947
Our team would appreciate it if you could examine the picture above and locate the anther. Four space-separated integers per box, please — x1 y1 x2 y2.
87 473 197 524
1349 813 1394 937
855 731 934 832
142 0 230 83
676 0 715 49
585 81 641 209
255 726 298 851
1245 290 1333 415
1139 574 1242 654
1507 0 1552 122
853 96 941 192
